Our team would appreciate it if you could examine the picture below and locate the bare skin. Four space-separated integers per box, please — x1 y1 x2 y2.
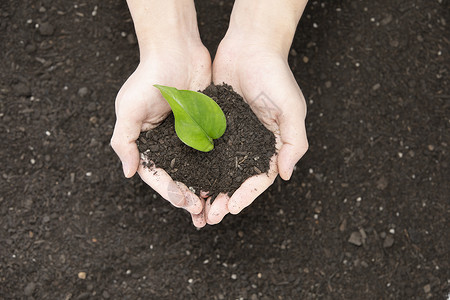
207 0 309 224
111 0 309 227
110 0 211 227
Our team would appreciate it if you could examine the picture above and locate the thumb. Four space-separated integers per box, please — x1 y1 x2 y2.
277 95 308 180
111 119 141 178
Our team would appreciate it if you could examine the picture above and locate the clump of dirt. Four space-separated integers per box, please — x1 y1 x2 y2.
137 84 276 198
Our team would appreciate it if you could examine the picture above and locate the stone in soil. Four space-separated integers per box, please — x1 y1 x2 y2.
78 87 89 98
348 231 363 246
24 282 36 296
383 235 395 248
39 22 55 36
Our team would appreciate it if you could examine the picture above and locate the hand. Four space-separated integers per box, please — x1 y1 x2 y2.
111 42 212 228
206 34 309 224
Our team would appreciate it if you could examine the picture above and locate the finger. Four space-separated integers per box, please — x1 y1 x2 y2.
227 155 278 214
277 88 308 180
138 158 195 211
200 190 210 199
206 193 230 225
111 119 141 178
191 208 207 228
204 197 212 221
175 182 204 215
278 117 308 180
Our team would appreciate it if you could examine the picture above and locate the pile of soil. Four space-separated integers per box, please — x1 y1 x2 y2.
137 84 276 198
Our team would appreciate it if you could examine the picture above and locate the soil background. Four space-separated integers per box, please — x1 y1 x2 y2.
1 0 449 299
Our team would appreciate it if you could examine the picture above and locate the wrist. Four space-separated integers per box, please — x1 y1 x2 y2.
226 0 307 56
127 0 202 59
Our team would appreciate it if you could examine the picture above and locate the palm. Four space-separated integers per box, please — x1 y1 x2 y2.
206 39 308 223
112 45 212 227
116 48 211 132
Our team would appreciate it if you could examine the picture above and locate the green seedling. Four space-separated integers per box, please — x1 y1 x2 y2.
154 85 226 152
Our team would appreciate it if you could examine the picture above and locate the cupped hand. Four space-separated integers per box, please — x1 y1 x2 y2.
206 36 309 224
111 43 212 227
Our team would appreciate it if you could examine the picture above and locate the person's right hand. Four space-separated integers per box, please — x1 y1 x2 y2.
110 42 212 228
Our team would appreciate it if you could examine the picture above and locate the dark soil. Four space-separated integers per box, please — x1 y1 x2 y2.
137 84 275 198
1 0 449 299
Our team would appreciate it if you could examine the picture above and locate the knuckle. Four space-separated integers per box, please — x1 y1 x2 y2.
300 143 309 155
295 138 309 157
110 136 120 151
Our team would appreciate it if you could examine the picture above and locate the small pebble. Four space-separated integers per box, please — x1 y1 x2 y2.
78 87 89 98
25 44 36 53
372 83 381 91
127 33 137 44
39 22 54 36
376 176 388 190
339 219 347 232
78 272 87 279
390 39 399 47
380 14 393 26
24 282 36 296
423 284 431 293
383 235 395 248
348 231 363 246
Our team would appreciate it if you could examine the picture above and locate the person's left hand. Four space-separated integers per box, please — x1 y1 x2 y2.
204 34 309 225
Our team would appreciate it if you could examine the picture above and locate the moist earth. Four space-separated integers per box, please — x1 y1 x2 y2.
0 0 448 299
137 84 276 198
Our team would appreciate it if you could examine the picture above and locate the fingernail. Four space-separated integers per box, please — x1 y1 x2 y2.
122 162 131 178
286 165 294 180
228 200 241 215
186 193 203 214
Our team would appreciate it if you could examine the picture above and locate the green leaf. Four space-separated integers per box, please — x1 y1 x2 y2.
154 85 227 152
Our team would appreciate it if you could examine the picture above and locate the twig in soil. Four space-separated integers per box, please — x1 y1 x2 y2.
238 155 248 164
